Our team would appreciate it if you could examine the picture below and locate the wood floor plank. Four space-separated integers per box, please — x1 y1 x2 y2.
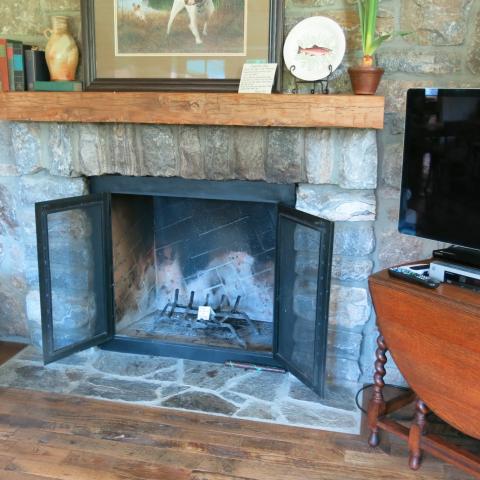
0 387 473 480
0 388 336 445
0 402 341 460
4 427 444 480
0 399 349 470
0 342 26 366
0 438 71 467
5 458 136 480
0 425 19 440
0 471 59 480
190 473 257 480
0 411 345 468
0 454 16 469
63 450 190 480
344 449 444 474
5 428 335 480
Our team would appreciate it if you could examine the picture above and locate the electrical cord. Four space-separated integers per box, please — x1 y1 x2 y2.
355 383 412 414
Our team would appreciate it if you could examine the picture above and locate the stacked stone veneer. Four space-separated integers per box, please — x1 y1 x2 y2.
1 0 480 385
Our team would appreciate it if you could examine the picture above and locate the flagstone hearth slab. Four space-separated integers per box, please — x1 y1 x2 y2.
0 346 362 434
162 391 238 416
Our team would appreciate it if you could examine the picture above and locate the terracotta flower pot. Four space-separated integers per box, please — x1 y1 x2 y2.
348 66 384 95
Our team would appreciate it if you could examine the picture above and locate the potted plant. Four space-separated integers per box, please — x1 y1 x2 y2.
348 0 390 95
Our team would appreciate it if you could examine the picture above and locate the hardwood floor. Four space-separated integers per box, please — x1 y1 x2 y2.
0 342 26 365
0 343 474 480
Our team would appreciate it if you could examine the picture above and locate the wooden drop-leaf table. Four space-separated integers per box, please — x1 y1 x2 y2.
368 267 480 478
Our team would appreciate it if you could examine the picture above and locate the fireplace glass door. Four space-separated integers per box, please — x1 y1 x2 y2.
274 205 334 397
36 193 114 364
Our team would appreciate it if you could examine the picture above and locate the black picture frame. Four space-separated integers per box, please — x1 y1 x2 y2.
81 0 284 92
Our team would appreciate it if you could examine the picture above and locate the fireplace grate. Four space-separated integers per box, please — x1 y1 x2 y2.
152 288 259 349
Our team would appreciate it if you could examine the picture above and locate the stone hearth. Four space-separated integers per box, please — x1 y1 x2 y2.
0 346 361 433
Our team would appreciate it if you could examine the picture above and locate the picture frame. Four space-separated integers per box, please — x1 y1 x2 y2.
81 0 284 92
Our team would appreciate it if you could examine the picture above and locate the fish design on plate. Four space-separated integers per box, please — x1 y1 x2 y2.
297 45 333 56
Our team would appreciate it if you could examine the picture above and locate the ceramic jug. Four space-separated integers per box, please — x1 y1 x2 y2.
44 16 79 81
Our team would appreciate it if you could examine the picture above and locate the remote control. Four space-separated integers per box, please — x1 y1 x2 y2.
388 266 441 289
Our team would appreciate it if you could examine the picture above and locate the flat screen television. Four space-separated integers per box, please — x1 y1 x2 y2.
399 88 480 261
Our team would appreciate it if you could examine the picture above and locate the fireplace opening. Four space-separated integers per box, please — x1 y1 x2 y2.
35 176 334 396
111 194 277 354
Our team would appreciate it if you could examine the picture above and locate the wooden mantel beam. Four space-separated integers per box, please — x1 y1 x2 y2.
0 92 384 129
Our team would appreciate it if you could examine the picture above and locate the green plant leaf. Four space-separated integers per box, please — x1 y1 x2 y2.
366 0 378 55
358 0 367 53
355 0 398 57
365 33 392 56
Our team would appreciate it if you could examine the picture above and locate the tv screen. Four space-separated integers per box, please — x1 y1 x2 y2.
399 89 480 250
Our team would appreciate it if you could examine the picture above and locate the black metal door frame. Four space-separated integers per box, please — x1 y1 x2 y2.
273 204 334 397
101 336 282 367
36 193 114 364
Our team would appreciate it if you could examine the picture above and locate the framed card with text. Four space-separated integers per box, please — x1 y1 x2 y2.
81 0 284 92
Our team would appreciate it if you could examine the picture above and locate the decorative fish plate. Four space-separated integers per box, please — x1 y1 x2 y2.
283 16 346 82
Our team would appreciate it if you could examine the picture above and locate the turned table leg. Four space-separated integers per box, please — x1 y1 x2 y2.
408 398 429 470
367 334 388 447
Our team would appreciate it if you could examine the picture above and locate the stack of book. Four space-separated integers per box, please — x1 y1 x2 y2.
0 39 82 92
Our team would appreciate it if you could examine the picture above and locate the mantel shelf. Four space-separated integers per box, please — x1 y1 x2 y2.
0 92 384 129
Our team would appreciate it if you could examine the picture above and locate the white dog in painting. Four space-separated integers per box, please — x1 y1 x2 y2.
167 0 215 45
132 3 147 21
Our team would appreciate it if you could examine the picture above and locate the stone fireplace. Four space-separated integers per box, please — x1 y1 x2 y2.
1 122 377 388
0 119 380 431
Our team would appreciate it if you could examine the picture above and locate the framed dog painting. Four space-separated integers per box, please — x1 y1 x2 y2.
81 0 284 92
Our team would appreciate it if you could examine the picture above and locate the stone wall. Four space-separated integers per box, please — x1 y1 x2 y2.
1 0 479 385
287 0 480 383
